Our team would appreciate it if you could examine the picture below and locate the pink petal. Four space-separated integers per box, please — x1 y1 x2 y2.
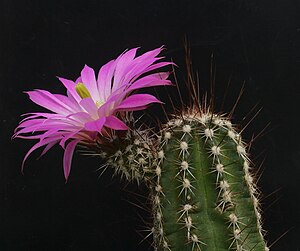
54 93 82 112
97 59 116 101
21 136 62 172
97 94 120 117
134 47 163 63
63 140 79 182
116 94 162 111
15 122 58 136
66 112 93 124
18 113 65 123
79 98 98 119
84 117 106 132
58 77 81 102
39 129 63 141
122 47 163 83
16 118 46 128
144 61 176 72
111 48 138 92
126 72 172 92
104 72 170 100
39 140 60 158
81 65 101 102
59 130 82 149
104 116 128 130
26 90 73 115
15 118 79 136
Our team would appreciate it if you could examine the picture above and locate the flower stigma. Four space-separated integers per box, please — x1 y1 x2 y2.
75 82 91 99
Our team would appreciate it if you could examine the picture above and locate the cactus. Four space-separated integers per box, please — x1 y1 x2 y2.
152 113 267 251
15 46 269 250
91 107 268 250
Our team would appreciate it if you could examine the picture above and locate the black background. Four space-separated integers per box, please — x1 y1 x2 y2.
1 0 300 250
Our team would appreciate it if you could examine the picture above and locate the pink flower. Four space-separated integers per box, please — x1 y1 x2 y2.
14 47 173 181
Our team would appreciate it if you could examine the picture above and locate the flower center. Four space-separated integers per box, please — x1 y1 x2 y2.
75 82 91 99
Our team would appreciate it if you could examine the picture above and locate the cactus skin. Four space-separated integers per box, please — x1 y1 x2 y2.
92 111 268 251
152 113 267 251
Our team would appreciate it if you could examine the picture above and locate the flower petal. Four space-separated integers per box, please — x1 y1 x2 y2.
66 112 93 124
84 117 106 132
15 119 77 136
116 94 162 111
21 136 62 172
63 140 79 182
26 90 74 115
97 94 120 117
104 116 128 130
111 48 138 92
126 72 172 92
81 65 101 102
79 98 98 119
58 77 81 102
40 140 60 158
144 61 176 72
59 130 82 149
122 47 163 83
97 59 116 102
54 93 82 112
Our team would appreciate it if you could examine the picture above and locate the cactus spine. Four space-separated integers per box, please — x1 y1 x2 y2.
94 109 268 251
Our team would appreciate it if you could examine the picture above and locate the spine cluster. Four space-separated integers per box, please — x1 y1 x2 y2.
94 128 156 184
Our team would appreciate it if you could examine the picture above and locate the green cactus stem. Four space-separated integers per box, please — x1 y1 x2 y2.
91 110 268 251
151 112 267 251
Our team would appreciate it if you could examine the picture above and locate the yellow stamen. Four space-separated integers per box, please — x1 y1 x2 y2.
75 82 91 99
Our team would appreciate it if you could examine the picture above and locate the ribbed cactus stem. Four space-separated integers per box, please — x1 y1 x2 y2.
152 114 267 251
94 112 268 251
